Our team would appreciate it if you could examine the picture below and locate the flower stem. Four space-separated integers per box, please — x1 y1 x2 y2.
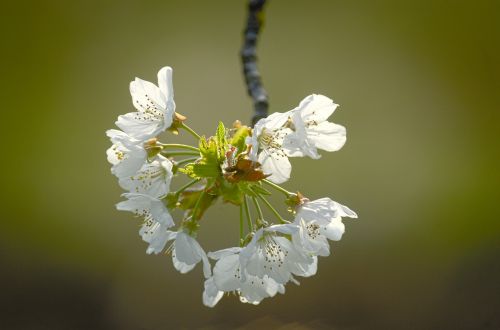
175 157 199 166
239 204 244 246
251 195 264 221
161 143 199 152
161 151 200 157
191 189 206 221
175 179 200 196
243 195 253 232
262 179 293 196
254 190 288 224
181 123 201 140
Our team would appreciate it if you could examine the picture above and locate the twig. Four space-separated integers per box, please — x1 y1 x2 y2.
241 0 269 126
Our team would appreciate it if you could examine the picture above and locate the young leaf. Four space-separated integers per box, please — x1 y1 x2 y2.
216 121 227 161
219 180 244 205
229 125 251 155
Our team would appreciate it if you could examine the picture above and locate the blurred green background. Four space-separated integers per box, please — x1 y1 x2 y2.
1 0 499 328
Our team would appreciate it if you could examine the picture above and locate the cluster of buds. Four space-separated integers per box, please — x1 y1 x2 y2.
106 67 357 307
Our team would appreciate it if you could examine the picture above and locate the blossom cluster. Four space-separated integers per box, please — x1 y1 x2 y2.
106 66 357 307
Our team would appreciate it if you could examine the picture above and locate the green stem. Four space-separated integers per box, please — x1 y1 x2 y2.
181 123 201 140
161 143 199 152
175 157 199 166
254 190 287 224
175 179 199 196
251 195 264 221
191 189 206 221
262 179 293 196
161 151 200 157
243 195 253 232
239 205 244 246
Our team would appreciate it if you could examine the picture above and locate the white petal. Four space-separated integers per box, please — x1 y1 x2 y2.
266 224 299 235
296 94 338 122
258 148 291 184
174 232 201 266
293 219 330 256
172 254 196 274
282 134 320 159
202 277 223 308
130 77 166 111
139 223 175 254
208 247 242 260
173 232 211 277
113 151 146 178
213 253 241 291
274 237 317 278
116 193 174 227
118 156 173 198
106 130 147 177
106 145 121 166
338 203 358 218
157 66 173 104
239 274 279 304
253 110 291 134
307 122 346 152
116 112 163 141
321 217 345 241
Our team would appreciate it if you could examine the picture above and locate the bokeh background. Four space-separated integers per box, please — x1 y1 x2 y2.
1 0 499 329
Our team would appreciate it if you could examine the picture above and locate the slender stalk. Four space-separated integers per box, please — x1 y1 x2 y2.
175 157 199 166
239 205 244 246
243 195 253 232
161 151 200 157
254 190 287 224
262 179 293 196
175 179 200 196
191 189 206 221
251 195 264 220
161 143 199 152
180 123 201 140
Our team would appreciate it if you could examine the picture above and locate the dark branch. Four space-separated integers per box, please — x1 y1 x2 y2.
241 0 268 127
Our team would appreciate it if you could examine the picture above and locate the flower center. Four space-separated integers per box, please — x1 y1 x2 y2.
129 166 165 192
134 93 165 121
113 146 125 161
306 223 320 239
261 236 288 270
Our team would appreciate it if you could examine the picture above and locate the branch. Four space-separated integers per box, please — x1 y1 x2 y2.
241 0 268 126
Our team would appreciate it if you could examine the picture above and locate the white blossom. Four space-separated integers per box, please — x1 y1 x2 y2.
118 155 173 198
169 230 212 279
248 94 346 183
116 193 174 228
239 224 317 285
247 111 293 184
116 66 176 141
204 247 285 307
106 129 147 178
139 221 176 255
292 218 331 257
202 277 224 308
293 198 357 253
283 94 346 159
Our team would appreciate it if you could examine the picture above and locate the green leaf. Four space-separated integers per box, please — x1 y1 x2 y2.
216 121 227 161
178 187 218 221
219 180 243 205
216 121 226 145
164 192 179 209
181 161 220 179
229 126 250 154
